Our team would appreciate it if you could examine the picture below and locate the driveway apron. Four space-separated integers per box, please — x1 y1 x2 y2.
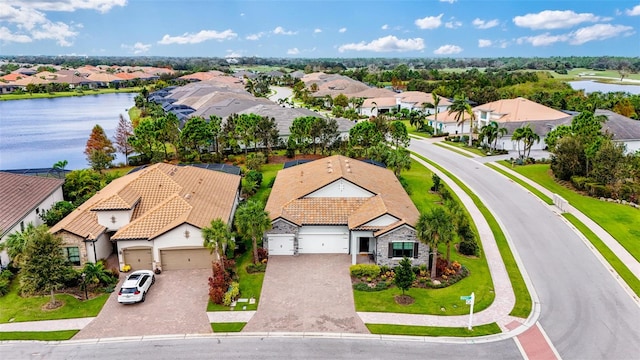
73 269 212 339
243 254 369 333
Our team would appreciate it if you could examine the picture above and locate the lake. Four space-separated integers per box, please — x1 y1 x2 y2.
0 93 136 170
568 80 640 95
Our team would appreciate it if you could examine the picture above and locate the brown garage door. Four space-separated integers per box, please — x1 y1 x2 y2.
123 248 153 271
160 248 215 270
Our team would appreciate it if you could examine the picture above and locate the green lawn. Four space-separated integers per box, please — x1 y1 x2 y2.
563 213 640 297
0 330 78 341
253 162 283 205
415 154 532 318
0 280 109 323
547 68 640 81
211 322 246 332
354 159 495 315
439 141 489 157
500 162 640 263
207 250 264 311
0 87 141 101
366 322 501 337
401 120 431 139
486 163 553 205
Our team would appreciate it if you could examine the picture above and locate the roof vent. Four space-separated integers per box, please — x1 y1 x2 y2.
185 193 192 199
328 168 333 173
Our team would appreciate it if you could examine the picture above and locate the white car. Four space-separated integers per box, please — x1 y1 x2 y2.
117 270 155 304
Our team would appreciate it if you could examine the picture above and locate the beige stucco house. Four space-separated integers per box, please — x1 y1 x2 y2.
264 155 426 266
51 163 241 271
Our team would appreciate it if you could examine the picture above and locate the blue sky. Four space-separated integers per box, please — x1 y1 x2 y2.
1 0 639 58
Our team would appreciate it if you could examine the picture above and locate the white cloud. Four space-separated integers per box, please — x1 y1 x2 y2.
240 13 245 16
0 4 48 30
5 0 127 13
30 21 78 46
415 14 443 29
445 19 462 29
225 51 242 58
287 48 300 55
439 0 456 3
513 10 608 30
121 42 151 54
472 18 499 29
517 33 569 46
570 23 634 44
626 5 640 16
158 29 237 45
0 26 32 43
338 35 424 53
433 44 463 54
339 27 347 33
478 39 492 48
381 24 389 30
314 28 322 33
245 32 263 40
273 26 296 35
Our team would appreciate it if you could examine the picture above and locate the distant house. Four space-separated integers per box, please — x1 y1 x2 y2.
264 155 426 266
596 109 640 154
473 97 572 151
0 172 64 267
50 164 241 271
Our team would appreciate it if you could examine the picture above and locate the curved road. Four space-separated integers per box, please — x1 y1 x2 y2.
410 139 640 359
2 139 639 359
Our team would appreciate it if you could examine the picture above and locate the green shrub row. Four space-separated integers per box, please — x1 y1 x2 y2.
353 281 389 292
223 282 240 306
0 270 14 297
349 264 381 278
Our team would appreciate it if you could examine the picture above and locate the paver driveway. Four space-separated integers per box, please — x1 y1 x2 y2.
243 254 369 333
73 269 212 339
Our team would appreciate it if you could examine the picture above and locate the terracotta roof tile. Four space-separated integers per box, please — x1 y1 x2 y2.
473 97 569 122
282 198 368 225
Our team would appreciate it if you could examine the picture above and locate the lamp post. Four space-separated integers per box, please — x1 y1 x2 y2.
81 272 88 300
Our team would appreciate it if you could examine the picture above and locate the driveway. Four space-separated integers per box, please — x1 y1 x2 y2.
73 269 212 339
243 254 368 333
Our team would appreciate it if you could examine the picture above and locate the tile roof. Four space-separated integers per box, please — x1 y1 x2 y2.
265 155 419 234
0 172 64 237
596 109 640 141
473 97 570 122
237 105 355 136
51 163 240 241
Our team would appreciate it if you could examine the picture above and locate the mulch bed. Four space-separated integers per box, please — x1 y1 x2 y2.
394 294 415 305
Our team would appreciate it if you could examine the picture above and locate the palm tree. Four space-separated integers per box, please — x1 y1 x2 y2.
512 124 540 159
82 260 112 289
415 208 454 279
202 218 235 263
450 95 469 137
478 121 507 152
53 160 68 170
234 200 271 264
0 223 37 267
444 199 467 265
465 104 476 147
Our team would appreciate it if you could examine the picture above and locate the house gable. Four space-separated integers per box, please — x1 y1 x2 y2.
305 178 374 198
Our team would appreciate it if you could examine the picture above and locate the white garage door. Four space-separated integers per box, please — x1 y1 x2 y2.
298 226 349 254
268 234 295 255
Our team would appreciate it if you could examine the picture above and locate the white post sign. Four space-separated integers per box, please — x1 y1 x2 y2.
460 292 475 330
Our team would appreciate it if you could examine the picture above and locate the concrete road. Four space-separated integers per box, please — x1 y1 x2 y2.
268 86 293 105
0 336 522 360
410 139 640 359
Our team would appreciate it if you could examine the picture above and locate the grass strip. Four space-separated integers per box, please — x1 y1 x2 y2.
486 163 554 205
211 322 246 332
563 213 640 297
0 330 78 341
366 322 501 337
412 153 532 318
207 250 264 311
433 143 474 158
0 88 140 101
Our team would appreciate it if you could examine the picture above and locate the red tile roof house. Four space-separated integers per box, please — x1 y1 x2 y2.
264 155 426 266
51 164 241 271
0 172 64 268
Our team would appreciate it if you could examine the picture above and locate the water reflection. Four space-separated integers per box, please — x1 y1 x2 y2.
0 93 135 170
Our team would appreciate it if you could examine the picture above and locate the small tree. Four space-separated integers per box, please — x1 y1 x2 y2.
0 223 37 268
234 200 271 264
84 124 115 171
202 219 234 263
394 257 415 295
19 225 75 307
113 114 133 165
39 201 76 226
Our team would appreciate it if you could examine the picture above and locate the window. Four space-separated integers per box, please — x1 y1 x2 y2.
64 247 81 266
20 221 24 232
389 242 418 258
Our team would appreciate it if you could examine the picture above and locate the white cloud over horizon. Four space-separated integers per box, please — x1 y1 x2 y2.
472 18 499 29
415 14 443 29
513 10 609 30
121 42 151 54
478 39 492 48
158 29 237 45
433 44 463 54
517 23 634 46
339 35 424 53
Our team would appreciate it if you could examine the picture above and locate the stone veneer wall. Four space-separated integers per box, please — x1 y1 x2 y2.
57 231 89 267
265 219 300 254
375 226 430 267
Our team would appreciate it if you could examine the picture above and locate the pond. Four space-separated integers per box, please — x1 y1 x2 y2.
568 80 640 95
0 93 136 170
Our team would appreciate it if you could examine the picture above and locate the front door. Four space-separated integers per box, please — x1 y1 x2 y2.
359 237 369 253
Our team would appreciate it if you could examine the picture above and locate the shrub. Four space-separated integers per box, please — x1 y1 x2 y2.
245 170 263 187
257 247 268 263
0 270 14 297
349 264 381 278
570 176 589 191
246 153 266 171
209 262 231 304
459 238 479 256
246 263 266 273
353 281 389 292
223 282 240 306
